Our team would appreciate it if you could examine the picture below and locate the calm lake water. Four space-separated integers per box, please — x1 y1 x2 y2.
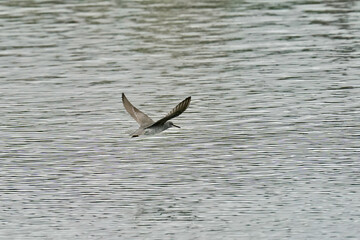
1 0 359 239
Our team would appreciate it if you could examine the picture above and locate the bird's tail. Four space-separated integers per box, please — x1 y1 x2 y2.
130 128 144 137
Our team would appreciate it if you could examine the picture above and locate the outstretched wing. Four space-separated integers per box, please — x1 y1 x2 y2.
148 96 191 128
122 93 154 127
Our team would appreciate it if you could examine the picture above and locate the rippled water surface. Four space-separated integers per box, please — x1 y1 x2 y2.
1 0 359 239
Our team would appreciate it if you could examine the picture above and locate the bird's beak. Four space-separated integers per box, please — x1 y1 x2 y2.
173 123 181 128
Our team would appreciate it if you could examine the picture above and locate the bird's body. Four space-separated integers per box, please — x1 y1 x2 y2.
122 93 191 137
131 121 173 136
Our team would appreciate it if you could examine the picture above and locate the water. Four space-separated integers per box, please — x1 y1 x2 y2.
1 0 359 239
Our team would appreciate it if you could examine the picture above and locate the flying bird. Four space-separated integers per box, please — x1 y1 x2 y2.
122 93 191 137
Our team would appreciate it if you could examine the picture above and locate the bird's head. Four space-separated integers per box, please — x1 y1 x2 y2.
168 121 180 128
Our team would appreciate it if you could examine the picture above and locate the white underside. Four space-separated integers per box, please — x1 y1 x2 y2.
131 125 170 137
144 126 168 135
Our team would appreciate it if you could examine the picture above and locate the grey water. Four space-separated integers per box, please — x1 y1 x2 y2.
1 0 359 239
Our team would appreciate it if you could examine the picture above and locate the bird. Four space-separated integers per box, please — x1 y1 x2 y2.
122 93 191 137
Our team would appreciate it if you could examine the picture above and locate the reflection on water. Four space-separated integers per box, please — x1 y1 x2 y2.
1 0 359 239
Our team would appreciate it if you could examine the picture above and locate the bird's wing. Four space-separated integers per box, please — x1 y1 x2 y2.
148 96 191 128
122 93 154 127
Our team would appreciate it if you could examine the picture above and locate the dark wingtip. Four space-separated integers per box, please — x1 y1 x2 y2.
122 93 127 103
